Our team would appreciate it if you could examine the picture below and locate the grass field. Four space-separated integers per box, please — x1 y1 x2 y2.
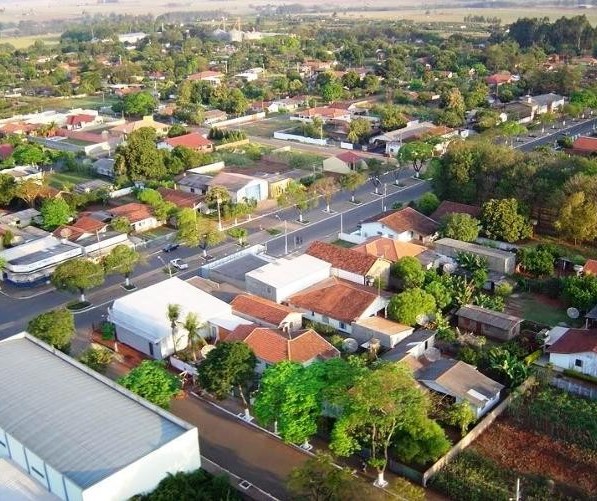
0 33 60 49
48 171 95 190
506 292 572 327
237 114 295 138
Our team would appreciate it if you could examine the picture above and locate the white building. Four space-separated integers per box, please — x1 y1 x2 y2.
547 327 597 377
0 235 82 286
109 277 234 359
118 32 148 44
0 333 200 501
245 254 332 303
209 171 269 203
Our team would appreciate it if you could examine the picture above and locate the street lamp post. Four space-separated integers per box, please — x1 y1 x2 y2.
157 255 172 278
216 197 222 231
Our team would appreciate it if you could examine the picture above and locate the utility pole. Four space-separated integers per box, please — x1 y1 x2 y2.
284 220 288 255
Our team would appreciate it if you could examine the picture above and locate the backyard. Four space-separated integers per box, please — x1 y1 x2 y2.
505 292 571 327
237 114 295 138
47 170 95 189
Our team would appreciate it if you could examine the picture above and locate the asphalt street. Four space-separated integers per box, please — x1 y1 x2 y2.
0 174 430 340
514 116 597 151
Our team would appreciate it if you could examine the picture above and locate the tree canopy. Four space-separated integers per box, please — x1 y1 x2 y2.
480 198 531 243
27 308 75 353
40 197 73 230
51 258 105 302
118 360 181 409
439 213 481 242
387 288 437 326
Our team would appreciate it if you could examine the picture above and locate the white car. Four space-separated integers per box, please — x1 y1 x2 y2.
170 258 189 270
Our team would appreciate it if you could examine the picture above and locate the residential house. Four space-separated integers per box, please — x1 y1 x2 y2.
158 132 214 153
0 332 200 501
64 113 98 130
92 158 116 178
258 97 304 113
456 304 522 341
108 203 159 233
175 173 212 195
245 254 332 303
118 32 148 44
357 207 440 244
369 121 458 155
522 93 565 115
234 67 264 82
157 187 204 210
109 116 169 138
230 293 303 332
305 240 391 285
53 216 128 257
434 238 516 274
209 171 268 203
224 325 339 373
0 208 41 228
291 107 351 123
501 101 535 124
485 72 513 87
286 277 390 334
429 200 481 223
0 235 82 286
322 151 367 174
73 179 113 195
203 110 228 126
0 122 38 136
570 136 597 156
380 329 437 362
352 236 439 268
0 165 44 183
187 71 225 85
109 277 233 359
248 171 296 199
546 328 597 377
416 358 504 418
352 316 414 349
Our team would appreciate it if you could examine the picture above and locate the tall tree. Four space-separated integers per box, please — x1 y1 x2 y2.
312 176 338 213
439 213 481 242
480 198 532 243
397 142 434 178
51 258 104 303
176 209 224 257
387 288 437 326
114 127 167 181
197 342 256 411
40 198 73 230
103 244 141 287
340 171 367 203
555 191 597 245
391 256 425 289
166 303 181 354
0 174 16 206
277 180 315 223
122 91 157 116
27 308 75 352
118 360 181 409
330 363 432 487
15 179 46 207
182 312 205 362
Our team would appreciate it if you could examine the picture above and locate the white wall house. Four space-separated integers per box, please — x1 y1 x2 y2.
208 172 269 204
0 333 200 501
245 254 332 303
547 328 597 377
109 277 232 359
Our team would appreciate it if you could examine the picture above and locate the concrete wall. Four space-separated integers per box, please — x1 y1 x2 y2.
434 241 516 274
211 112 265 128
273 130 328 146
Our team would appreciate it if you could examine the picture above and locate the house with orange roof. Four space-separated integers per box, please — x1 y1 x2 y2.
286 277 390 334
230 294 303 332
292 106 351 123
357 207 440 244
108 202 159 233
109 116 169 138
429 200 481 223
485 72 513 86
157 187 204 210
322 151 367 174
186 71 224 85
570 136 597 157
305 240 390 286
54 216 129 257
224 325 339 373
158 132 214 153
351 236 439 269
65 113 98 130
547 327 597 377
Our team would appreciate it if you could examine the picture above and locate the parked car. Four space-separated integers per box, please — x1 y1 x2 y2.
163 242 180 253
170 258 188 270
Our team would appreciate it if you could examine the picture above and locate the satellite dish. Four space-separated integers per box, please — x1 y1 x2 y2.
200 344 216 358
567 307 579 319
415 314 430 326
342 338 359 353
443 263 456 274
424 347 441 362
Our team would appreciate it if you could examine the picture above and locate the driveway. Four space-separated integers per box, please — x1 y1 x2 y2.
170 396 310 500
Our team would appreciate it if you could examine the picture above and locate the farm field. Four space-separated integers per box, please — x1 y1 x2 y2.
0 33 60 49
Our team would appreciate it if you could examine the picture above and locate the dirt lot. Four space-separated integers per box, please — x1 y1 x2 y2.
472 417 597 496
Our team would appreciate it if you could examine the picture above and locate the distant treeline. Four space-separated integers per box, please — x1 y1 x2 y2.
508 15 597 54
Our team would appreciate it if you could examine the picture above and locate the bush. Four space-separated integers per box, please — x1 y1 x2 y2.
494 282 513 297
457 345 482 365
416 192 440 215
79 346 114 373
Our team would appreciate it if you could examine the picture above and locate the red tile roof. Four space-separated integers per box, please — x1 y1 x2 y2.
306 240 379 275
353 237 427 262
287 278 385 323
157 187 203 208
375 207 439 237
164 132 213 150
66 114 95 126
225 326 339 364
486 72 512 85
548 329 597 354
429 200 481 222
584 259 597 275
572 136 597 154
109 202 154 223
230 294 296 326
71 216 106 233
335 151 364 164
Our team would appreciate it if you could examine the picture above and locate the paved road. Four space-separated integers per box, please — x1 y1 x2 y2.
0 175 429 340
514 116 597 152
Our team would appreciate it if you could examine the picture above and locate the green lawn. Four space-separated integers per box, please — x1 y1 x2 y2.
506 292 573 327
332 239 356 248
48 171 95 189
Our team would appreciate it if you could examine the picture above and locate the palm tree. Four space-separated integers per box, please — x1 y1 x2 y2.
166 303 181 355
183 312 206 362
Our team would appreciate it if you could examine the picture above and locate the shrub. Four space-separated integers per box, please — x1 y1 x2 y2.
416 192 440 215
79 346 114 373
494 282 513 297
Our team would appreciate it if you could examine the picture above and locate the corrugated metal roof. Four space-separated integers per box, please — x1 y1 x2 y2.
0 335 190 489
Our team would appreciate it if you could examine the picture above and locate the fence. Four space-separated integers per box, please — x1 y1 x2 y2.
551 376 597 400
337 232 366 244
198 244 267 278
273 130 328 146
211 112 266 128
187 161 225 174
417 377 535 486
340 141 354 150
214 139 250 151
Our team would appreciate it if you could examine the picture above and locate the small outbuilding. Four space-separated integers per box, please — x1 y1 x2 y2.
433 238 516 274
456 304 522 341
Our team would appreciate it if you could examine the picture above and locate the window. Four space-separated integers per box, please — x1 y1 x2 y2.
575 359 583 368
339 322 346 330
149 342 154 357
311 311 315 317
